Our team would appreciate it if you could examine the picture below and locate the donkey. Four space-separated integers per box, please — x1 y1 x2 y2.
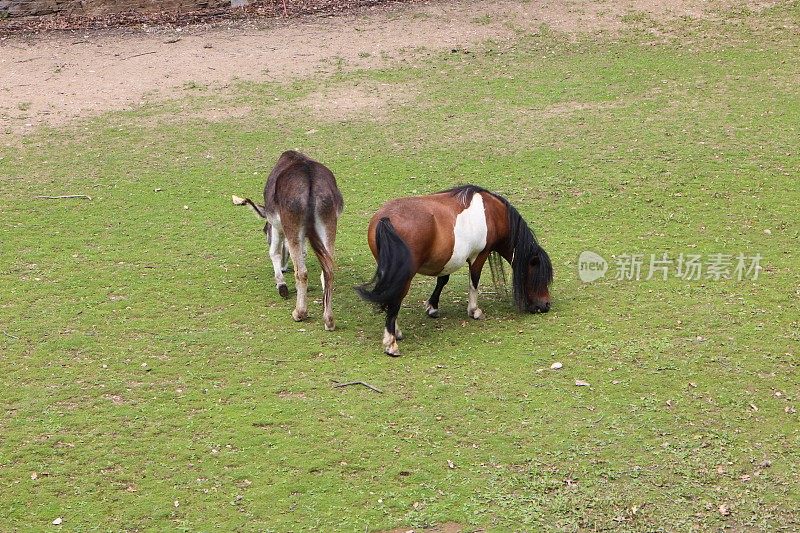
233 150 343 331
356 185 553 355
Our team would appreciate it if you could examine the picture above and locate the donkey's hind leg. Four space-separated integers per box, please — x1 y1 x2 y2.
309 215 338 331
265 224 289 299
280 241 290 273
320 235 336 332
285 232 308 322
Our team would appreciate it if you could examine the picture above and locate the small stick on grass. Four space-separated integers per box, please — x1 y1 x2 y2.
3 331 19 340
35 195 92 200
332 381 383 394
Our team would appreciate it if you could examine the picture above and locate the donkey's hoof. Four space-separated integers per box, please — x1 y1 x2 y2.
324 319 335 331
469 308 484 320
278 284 289 299
292 309 307 322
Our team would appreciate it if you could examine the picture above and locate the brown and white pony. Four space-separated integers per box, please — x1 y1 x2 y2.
233 150 343 331
356 185 552 355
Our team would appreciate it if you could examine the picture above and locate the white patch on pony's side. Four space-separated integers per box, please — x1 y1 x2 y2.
439 193 488 276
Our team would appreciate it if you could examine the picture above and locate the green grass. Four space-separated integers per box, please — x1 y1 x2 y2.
1 3 799 531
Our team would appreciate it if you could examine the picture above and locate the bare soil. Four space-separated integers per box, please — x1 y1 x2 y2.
0 0 779 136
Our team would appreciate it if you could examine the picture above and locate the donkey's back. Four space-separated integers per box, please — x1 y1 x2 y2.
264 150 343 223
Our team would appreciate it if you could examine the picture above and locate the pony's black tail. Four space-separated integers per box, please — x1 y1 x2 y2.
356 218 413 311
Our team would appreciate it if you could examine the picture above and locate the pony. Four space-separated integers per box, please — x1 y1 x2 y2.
233 150 343 331
356 185 552 355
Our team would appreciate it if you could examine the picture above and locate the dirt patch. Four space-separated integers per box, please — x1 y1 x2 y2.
381 523 470 533
277 390 307 399
540 100 622 118
0 0 784 136
298 82 415 121
180 104 254 123
103 393 126 405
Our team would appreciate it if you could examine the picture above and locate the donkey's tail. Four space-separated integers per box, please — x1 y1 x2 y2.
355 218 413 311
307 225 335 315
232 195 267 219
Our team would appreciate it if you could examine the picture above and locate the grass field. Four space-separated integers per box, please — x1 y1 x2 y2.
1 3 799 531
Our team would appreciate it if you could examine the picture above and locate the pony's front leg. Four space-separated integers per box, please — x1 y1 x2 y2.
266 224 289 299
468 256 489 319
468 287 483 319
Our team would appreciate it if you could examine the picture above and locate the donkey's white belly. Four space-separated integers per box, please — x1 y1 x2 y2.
438 193 488 276
266 212 283 233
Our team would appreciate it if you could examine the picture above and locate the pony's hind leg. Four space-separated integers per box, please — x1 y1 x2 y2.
265 224 289 299
285 232 308 321
383 302 402 356
424 275 450 318
383 279 412 356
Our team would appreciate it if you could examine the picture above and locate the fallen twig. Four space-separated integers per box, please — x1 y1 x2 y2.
2 331 19 340
332 380 383 393
122 51 157 60
35 195 92 200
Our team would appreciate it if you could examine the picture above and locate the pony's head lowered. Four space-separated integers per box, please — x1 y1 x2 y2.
507 203 553 313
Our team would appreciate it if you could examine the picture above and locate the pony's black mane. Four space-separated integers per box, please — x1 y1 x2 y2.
442 184 553 311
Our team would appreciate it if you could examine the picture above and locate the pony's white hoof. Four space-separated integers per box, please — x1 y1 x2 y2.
324 319 335 331
469 308 484 320
292 309 307 322
425 302 439 318
384 342 401 357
